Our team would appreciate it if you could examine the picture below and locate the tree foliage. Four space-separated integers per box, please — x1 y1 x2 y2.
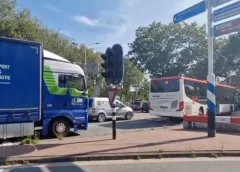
0 0 106 96
129 21 240 87
120 58 145 101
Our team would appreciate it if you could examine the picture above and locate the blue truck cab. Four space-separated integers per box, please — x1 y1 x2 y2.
0 37 89 139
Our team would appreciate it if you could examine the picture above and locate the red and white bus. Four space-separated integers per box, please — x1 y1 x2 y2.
149 76 237 121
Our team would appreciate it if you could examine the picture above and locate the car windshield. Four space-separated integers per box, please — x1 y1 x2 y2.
133 101 141 105
142 102 149 107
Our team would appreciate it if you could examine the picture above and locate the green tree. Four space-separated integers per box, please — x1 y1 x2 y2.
128 22 207 78
120 58 144 101
218 33 240 84
188 38 228 81
128 20 240 86
137 78 149 100
0 0 102 96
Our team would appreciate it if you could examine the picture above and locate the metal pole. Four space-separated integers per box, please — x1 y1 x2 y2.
84 43 99 77
207 0 216 137
84 48 88 78
112 103 116 139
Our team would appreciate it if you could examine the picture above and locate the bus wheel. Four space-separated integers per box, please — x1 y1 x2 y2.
199 108 204 116
51 118 71 138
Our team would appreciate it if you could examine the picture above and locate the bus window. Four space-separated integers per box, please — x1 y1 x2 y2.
184 80 206 99
215 85 236 104
150 79 180 93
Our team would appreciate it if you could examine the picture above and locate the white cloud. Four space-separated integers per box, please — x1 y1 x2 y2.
43 4 61 13
74 16 99 26
94 0 207 53
80 0 239 54
73 15 112 28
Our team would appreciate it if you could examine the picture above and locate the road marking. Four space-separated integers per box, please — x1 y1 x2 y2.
0 169 4 172
0 142 13 147
39 166 51 172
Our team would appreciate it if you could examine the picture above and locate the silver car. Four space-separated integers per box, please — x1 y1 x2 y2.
88 97 134 122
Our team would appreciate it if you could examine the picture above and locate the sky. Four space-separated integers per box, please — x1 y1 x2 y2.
16 0 239 54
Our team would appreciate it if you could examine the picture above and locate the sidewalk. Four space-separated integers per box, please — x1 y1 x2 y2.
1 126 240 162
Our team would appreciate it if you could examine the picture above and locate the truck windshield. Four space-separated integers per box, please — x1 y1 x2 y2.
151 79 180 93
59 74 85 91
67 74 85 91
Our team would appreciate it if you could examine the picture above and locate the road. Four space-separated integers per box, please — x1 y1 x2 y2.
78 112 180 137
1 158 240 172
1 112 180 145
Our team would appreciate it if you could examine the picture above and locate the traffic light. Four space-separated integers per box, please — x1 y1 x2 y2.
110 44 124 85
101 44 124 86
101 47 113 85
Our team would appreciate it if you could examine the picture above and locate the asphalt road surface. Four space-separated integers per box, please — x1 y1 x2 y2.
78 112 180 137
0 113 181 145
1 158 240 172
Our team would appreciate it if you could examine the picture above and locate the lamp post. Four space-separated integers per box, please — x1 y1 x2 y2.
84 42 99 77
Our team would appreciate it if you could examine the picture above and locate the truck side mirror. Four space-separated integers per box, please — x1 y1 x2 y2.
82 92 87 96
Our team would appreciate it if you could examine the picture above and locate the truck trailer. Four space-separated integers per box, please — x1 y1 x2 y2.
0 37 89 139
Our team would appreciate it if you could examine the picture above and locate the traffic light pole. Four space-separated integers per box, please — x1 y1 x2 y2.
112 103 117 140
101 43 124 140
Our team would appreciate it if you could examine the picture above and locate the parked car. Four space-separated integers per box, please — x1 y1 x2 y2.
88 97 134 122
140 101 150 113
132 100 141 111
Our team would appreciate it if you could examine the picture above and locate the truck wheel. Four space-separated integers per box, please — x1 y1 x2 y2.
125 112 133 120
97 113 106 122
51 118 71 138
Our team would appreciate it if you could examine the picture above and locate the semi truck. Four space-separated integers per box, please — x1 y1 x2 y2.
0 37 89 139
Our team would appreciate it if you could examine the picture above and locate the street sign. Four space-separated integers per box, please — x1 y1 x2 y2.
107 87 119 107
214 17 240 37
213 1 240 22
86 62 99 75
213 0 233 7
173 0 206 24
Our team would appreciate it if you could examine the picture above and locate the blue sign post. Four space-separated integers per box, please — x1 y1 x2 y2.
213 0 233 7
173 0 216 138
213 1 240 22
173 0 206 24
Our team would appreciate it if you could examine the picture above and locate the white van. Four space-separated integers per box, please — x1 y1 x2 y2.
88 97 134 122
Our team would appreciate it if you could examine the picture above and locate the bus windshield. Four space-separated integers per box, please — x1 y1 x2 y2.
150 79 180 93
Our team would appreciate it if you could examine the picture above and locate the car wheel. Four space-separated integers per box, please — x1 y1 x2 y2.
97 113 106 122
125 112 133 120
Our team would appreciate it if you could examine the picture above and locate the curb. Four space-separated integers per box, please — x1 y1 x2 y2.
1 150 240 165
